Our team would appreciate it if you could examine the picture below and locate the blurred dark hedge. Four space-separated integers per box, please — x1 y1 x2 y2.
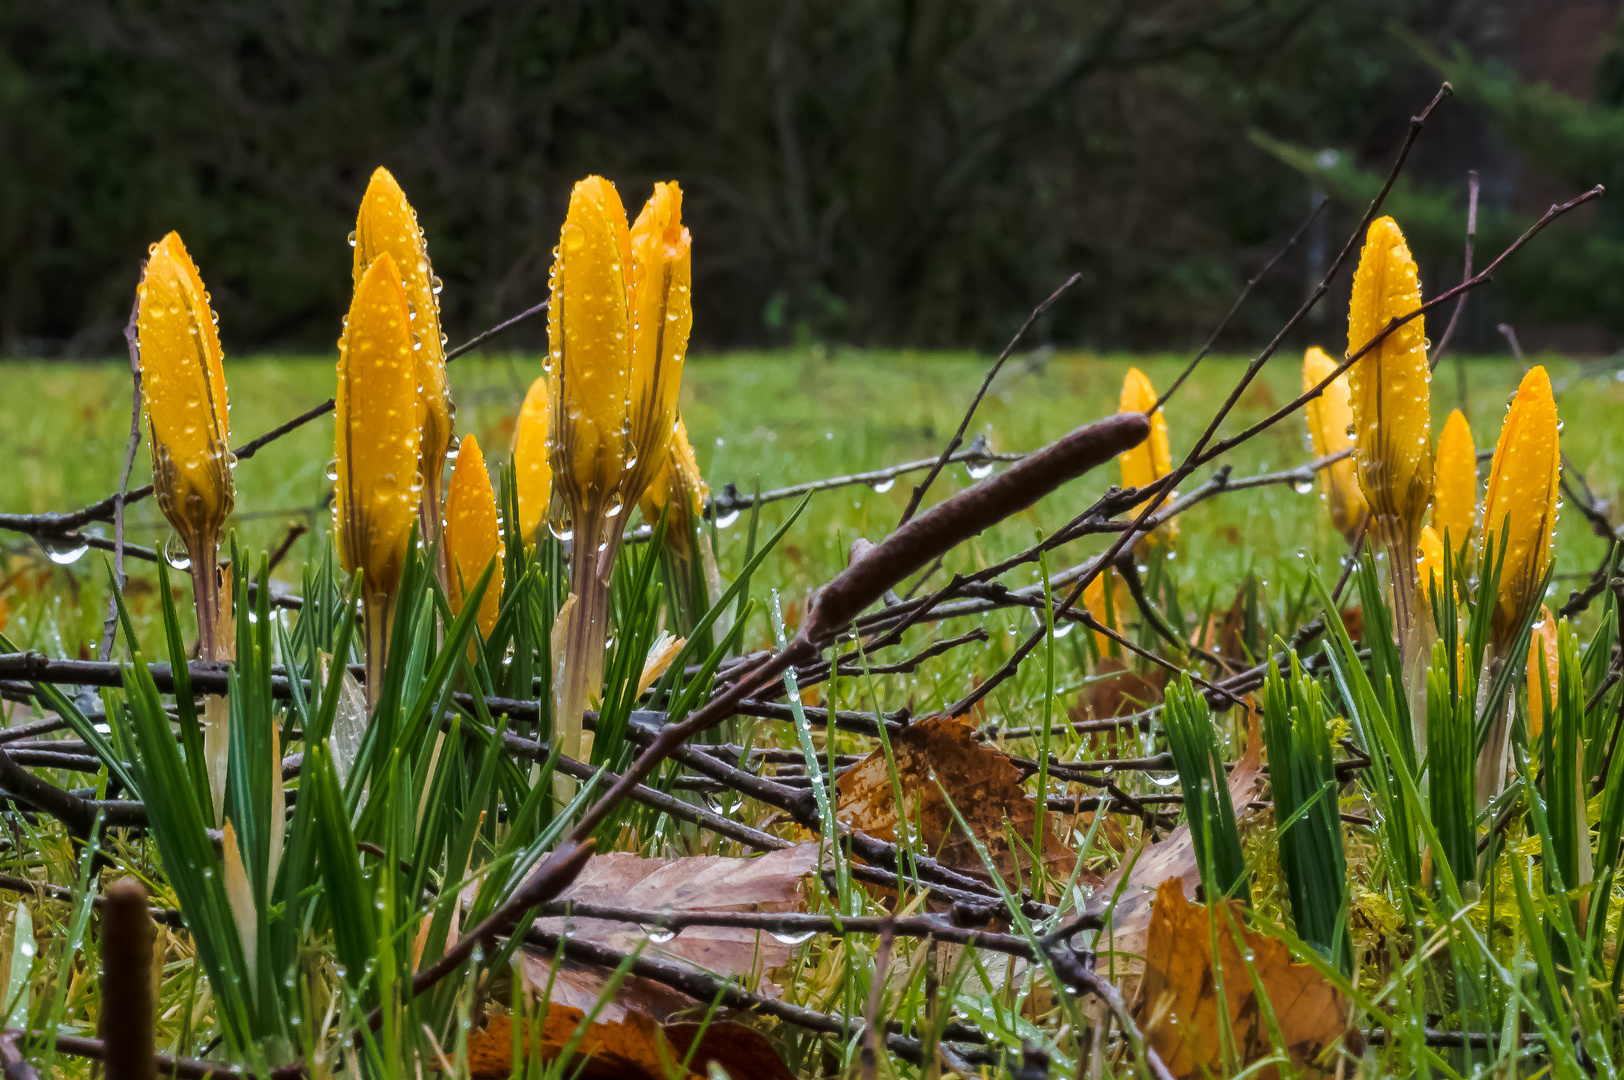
0 0 1573 356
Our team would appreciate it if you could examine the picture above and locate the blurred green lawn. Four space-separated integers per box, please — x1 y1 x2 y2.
1 349 1617 677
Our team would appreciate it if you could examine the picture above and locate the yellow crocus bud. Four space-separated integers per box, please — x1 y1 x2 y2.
1117 367 1176 547
639 417 707 555
354 168 453 557
335 252 423 699
137 231 234 657
1301 346 1367 543
1347 216 1434 556
512 376 552 549
1432 408 1478 555
1482 365 1561 647
444 434 503 640
1477 366 1560 804
622 182 693 510
1526 607 1558 742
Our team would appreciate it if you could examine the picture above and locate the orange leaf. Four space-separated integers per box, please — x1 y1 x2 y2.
1134 879 1360 1079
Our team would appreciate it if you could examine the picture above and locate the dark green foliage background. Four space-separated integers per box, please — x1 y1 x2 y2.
0 0 1455 357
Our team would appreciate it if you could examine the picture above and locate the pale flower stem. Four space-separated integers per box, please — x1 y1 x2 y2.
364 595 393 713
188 543 229 825
419 479 447 596
554 508 617 802
1385 534 1429 754
187 544 221 664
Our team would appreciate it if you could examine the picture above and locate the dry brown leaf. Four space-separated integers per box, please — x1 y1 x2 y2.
835 714 1076 888
1134 879 1359 1079
531 844 820 991
1091 708 1263 981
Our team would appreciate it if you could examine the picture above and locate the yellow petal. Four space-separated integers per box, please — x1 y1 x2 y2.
1416 524 1444 602
512 376 553 549
1526 606 1558 741
623 182 693 510
354 168 452 507
1483 365 1561 644
639 416 706 521
1083 568 1129 656
1302 346 1367 542
137 232 233 550
1117 367 1176 544
1431 408 1478 553
548 175 631 515
335 252 422 602
445 434 504 639
1346 216 1434 551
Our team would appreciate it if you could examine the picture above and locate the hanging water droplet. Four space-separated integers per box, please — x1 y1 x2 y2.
163 533 192 570
1292 479 1314 495
42 535 90 566
644 925 676 944
871 478 895 493
769 929 816 946
715 510 740 529
347 230 358 248
967 461 995 480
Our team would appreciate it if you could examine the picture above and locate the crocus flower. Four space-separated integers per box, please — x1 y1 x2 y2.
1347 216 1435 719
136 231 234 658
1301 346 1368 543
622 182 692 508
512 376 552 549
1117 367 1176 548
335 252 422 700
444 434 503 640
1482 365 1560 648
1432 408 1478 557
547 176 691 773
353 168 452 564
1477 365 1560 802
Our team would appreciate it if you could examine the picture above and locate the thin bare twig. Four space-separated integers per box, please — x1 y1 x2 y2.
100 292 145 661
897 273 1082 526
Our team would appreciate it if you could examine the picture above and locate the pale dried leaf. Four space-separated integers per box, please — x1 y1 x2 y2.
532 844 819 992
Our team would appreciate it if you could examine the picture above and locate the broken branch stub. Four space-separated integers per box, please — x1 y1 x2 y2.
800 413 1150 644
